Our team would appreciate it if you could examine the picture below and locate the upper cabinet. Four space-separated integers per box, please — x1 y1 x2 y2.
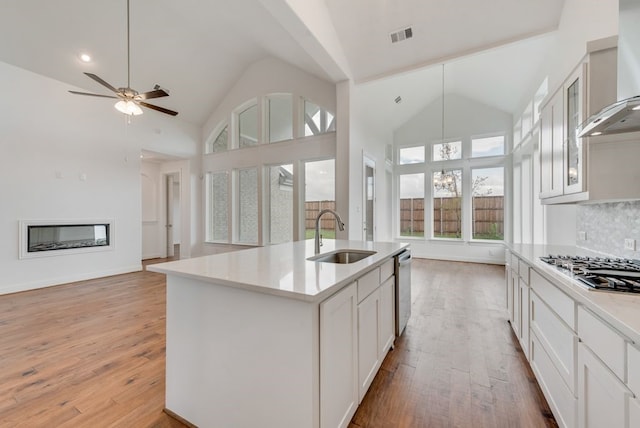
538 39 640 204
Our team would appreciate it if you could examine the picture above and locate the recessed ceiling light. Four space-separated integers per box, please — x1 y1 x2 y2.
79 53 92 63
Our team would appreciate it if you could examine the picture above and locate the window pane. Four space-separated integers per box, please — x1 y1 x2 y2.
206 172 228 242
238 168 258 243
268 95 293 143
304 100 336 136
305 159 335 240
433 141 461 161
472 167 504 240
269 164 293 244
239 104 258 148
399 173 424 237
211 125 228 153
471 135 505 158
399 146 425 165
433 169 462 238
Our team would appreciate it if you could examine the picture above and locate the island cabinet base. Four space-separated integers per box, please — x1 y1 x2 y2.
165 276 320 428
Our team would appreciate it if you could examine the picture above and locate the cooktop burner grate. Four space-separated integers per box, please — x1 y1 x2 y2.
539 255 640 293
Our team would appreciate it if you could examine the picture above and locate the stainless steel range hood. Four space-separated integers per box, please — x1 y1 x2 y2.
578 0 640 137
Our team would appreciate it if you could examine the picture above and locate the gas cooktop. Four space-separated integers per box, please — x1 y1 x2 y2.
540 255 640 293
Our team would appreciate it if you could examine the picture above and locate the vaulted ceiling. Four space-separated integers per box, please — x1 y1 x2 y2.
0 0 565 127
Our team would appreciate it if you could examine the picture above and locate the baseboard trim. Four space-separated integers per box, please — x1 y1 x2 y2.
164 408 197 428
0 264 142 296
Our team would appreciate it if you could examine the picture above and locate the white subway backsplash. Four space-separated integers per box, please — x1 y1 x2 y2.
576 201 640 258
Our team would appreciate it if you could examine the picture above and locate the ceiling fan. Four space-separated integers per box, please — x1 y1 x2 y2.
69 0 178 117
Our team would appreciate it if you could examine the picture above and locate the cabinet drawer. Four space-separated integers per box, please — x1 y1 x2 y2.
531 292 577 393
628 343 640 395
530 331 577 428
357 268 380 303
578 306 627 381
530 270 575 330
518 259 530 285
511 253 519 274
380 259 394 283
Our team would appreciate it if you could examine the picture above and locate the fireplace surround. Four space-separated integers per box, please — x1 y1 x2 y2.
19 219 114 259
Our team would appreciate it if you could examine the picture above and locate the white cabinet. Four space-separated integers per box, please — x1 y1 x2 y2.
320 282 358 428
509 260 578 428
321 259 398 426
577 342 632 428
357 288 380 402
538 41 630 204
379 276 395 357
505 251 530 359
355 265 396 403
517 263 530 359
539 87 564 199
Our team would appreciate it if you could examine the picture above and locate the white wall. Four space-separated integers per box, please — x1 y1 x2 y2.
512 0 618 247
348 101 394 242
0 61 199 294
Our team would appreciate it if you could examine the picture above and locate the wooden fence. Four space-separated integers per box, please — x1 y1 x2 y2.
401 196 504 238
305 201 337 231
307 196 503 238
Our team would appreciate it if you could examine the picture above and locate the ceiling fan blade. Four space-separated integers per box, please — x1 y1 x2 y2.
84 73 119 93
69 90 118 99
139 101 178 116
136 89 169 100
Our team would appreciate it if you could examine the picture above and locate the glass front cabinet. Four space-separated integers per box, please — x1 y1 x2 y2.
563 64 586 195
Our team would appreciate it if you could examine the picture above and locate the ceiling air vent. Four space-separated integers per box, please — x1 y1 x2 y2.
390 27 413 44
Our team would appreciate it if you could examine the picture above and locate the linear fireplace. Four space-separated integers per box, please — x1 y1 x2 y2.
19 220 114 259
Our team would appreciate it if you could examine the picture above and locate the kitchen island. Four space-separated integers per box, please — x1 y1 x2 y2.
147 239 408 428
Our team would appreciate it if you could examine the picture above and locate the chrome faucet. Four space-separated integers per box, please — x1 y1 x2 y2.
315 209 345 254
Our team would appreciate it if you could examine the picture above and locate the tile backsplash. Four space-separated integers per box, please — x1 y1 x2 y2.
577 201 640 258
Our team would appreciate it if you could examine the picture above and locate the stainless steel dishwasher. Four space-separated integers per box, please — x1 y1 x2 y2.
395 249 411 336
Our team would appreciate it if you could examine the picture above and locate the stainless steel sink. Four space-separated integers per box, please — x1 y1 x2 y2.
307 249 376 264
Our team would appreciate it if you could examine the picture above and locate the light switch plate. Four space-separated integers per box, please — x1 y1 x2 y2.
624 239 636 251
579 231 587 241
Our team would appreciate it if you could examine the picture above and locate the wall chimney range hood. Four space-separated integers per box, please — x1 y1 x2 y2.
577 0 640 137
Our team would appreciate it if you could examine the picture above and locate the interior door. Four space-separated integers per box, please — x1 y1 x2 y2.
166 174 175 257
363 157 375 241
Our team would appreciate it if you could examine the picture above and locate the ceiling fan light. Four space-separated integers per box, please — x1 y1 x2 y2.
115 100 143 116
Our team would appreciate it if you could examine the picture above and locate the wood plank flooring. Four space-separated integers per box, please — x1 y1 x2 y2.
350 259 557 428
0 258 556 427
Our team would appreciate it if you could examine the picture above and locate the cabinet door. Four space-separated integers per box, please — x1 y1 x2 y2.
540 89 564 198
511 269 520 337
379 276 395 357
320 283 358 428
563 64 586 195
519 279 530 360
577 343 632 428
358 288 380 402
506 265 513 320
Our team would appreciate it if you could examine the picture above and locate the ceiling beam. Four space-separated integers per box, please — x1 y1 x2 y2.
258 0 352 82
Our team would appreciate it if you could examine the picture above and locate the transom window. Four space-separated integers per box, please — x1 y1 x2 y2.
238 104 258 148
398 146 425 165
471 135 505 158
433 141 461 161
304 100 335 136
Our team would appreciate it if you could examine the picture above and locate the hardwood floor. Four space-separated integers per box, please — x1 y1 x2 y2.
0 258 186 428
0 257 555 427
350 259 557 428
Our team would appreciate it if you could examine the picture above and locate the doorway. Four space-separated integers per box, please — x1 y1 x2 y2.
165 172 181 259
363 155 375 241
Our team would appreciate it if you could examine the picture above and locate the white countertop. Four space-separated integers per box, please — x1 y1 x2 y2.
147 239 409 302
508 243 640 345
